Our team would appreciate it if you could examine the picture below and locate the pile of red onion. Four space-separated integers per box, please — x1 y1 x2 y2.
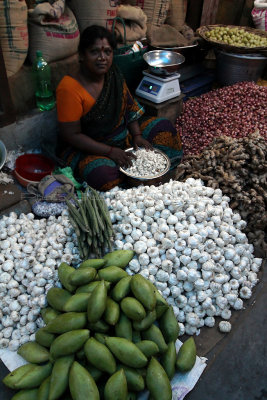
176 81 267 156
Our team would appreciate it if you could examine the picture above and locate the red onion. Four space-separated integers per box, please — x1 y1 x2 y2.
176 82 267 156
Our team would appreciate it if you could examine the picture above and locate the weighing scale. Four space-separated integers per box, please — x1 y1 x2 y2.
135 50 185 104
135 70 181 103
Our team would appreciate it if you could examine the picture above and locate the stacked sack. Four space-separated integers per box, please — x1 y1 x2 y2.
0 0 28 77
28 0 80 63
120 0 196 47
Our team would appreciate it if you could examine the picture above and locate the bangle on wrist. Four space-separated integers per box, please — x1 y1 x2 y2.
133 133 142 137
106 146 113 157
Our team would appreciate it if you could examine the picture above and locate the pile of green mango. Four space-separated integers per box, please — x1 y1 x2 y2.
3 250 197 400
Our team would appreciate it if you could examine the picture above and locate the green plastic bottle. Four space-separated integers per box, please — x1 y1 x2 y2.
32 50 55 111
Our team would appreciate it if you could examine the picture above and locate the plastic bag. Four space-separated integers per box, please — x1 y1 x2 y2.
252 0 267 31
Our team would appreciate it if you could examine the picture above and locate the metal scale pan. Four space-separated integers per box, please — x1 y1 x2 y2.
135 50 185 103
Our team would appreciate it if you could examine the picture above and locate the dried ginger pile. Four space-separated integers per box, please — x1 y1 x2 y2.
175 132 267 255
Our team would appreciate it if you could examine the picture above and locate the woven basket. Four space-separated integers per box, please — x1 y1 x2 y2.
197 24 267 54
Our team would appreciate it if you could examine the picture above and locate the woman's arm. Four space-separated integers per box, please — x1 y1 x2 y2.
59 121 135 167
128 120 153 150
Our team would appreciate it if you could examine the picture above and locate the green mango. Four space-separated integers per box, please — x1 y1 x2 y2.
35 328 55 348
154 291 168 318
69 361 100 400
117 364 145 392
111 276 132 302
85 364 103 382
106 337 147 368
88 319 110 333
84 337 116 374
11 389 38 400
115 312 132 341
146 357 172 400
121 297 146 321
76 280 111 294
69 267 97 286
41 308 60 324
136 340 159 358
63 293 91 312
87 280 107 323
103 250 134 269
142 324 168 354
133 310 157 331
14 363 52 390
130 274 156 311
94 332 110 345
49 355 74 400
17 342 50 364
159 307 180 343
46 288 72 312
3 364 36 389
37 376 50 400
78 259 106 269
50 330 90 359
176 337 196 372
161 341 176 380
58 262 76 292
98 266 128 283
154 288 168 307
45 312 87 334
104 297 120 326
104 369 128 400
155 305 168 319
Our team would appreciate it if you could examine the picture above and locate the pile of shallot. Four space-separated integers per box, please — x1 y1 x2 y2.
177 82 267 156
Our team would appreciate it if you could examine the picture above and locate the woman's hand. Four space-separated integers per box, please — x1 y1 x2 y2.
133 135 153 150
109 147 136 168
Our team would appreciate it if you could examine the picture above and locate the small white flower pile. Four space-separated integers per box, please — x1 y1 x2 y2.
104 179 262 336
0 211 80 351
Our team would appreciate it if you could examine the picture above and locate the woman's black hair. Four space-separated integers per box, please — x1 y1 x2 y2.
78 25 117 54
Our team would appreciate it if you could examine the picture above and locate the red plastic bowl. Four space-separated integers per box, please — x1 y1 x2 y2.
15 153 55 182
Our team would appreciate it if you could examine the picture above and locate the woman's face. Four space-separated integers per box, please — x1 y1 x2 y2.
82 38 113 76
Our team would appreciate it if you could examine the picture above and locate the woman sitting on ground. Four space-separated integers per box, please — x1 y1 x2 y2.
56 25 183 191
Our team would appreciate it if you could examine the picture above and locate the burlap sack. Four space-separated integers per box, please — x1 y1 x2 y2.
68 0 118 33
143 0 170 26
0 0 28 77
115 5 147 44
147 23 188 47
120 0 169 26
166 0 187 31
28 5 80 63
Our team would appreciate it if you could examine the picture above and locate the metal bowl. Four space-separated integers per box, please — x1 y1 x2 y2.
0 140 7 171
143 50 185 74
154 42 199 52
120 147 171 187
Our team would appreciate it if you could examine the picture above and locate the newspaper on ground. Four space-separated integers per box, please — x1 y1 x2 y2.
0 339 207 400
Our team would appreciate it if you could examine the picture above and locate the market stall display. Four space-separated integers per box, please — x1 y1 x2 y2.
2 252 199 400
197 24 267 53
175 132 267 256
103 179 262 335
176 81 267 156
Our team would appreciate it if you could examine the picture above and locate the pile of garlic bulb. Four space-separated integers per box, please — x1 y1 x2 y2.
123 148 168 177
0 211 80 351
103 179 262 336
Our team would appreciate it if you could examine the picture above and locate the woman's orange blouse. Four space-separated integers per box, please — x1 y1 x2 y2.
56 76 96 123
